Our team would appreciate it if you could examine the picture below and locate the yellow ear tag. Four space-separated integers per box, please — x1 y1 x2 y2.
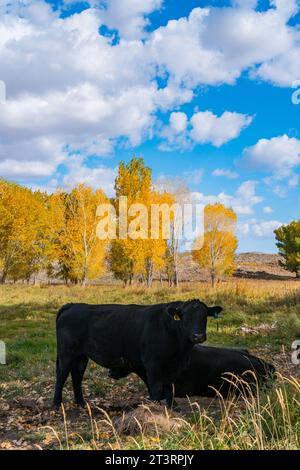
174 314 181 321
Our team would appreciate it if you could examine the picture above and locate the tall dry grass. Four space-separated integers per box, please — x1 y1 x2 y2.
47 373 300 450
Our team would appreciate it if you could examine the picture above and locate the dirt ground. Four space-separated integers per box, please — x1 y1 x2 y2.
1 347 299 450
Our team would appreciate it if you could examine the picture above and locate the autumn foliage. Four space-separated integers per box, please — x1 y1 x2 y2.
0 159 239 287
0 181 48 283
108 158 175 287
48 185 109 285
192 203 238 287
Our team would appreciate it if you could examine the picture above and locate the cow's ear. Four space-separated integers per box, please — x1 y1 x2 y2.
167 307 182 321
207 306 223 319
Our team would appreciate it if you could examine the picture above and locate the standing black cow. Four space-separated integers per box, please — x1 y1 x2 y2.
109 345 275 399
53 300 222 408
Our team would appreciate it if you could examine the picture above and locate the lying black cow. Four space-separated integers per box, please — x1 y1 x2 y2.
109 345 275 399
53 300 222 408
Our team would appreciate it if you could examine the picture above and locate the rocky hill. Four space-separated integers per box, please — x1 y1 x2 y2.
174 252 294 282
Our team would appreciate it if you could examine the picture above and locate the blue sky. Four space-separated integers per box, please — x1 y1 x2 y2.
0 0 300 252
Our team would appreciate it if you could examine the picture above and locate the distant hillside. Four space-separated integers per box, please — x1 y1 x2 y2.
172 252 295 282
233 252 293 280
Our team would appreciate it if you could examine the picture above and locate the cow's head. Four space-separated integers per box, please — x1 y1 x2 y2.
167 299 223 344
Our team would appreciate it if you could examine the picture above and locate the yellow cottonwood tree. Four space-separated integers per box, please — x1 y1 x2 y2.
192 203 238 287
109 158 152 285
134 190 175 287
0 181 48 283
50 184 109 286
109 157 174 287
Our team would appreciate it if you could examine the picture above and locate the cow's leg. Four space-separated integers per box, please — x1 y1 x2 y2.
53 355 73 408
146 367 164 402
71 355 88 406
163 383 179 409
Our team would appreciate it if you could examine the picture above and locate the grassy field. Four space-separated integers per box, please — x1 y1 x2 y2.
1 280 300 450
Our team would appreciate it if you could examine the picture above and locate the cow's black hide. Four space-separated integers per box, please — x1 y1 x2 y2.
109 345 275 399
53 300 222 407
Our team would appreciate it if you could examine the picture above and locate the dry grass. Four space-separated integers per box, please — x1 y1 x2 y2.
43 374 300 450
0 279 300 450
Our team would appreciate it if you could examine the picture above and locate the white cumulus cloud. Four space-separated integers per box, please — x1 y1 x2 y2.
149 1 299 88
243 135 300 172
0 0 300 187
99 0 163 40
191 180 263 216
169 112 188 133
190 111 253 148
238 219 283 238
161 110 252 150
242 135 300 195
263 206 274 214
212 168 239 179
62 155 117 196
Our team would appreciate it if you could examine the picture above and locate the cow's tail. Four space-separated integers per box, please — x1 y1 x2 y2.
56 303 73 324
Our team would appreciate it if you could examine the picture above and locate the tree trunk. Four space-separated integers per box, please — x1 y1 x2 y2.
170 250 177 286
145 258 153 288
146 272 153 288
211 271 216 288
0 271 7 284
81 257 88 287
173 264 179 288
